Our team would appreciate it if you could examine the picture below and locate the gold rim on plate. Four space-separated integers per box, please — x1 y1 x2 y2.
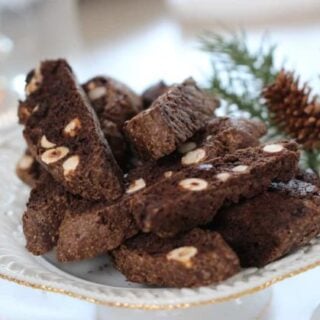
1 259 320 310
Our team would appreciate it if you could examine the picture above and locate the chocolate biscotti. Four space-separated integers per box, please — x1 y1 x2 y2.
131 141 299 237
98 119 128 169
22 174 72 255
82 76 143 168
23 172 138 260
83 76 143 127
214 178 320 267
178 117 266 167
112 228 240 287
56 197 138 262
203 117 266 153
124 78 219 160
21 59 124 200
127 117 266 187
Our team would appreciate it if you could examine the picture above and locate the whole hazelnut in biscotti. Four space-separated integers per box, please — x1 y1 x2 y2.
166 246 198 268
40 147 69 165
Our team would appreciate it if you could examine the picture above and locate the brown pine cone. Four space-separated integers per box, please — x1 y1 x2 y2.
263 70 320 150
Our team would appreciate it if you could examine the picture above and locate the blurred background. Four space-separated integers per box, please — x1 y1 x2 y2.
0 0 320 319
1 0 320 98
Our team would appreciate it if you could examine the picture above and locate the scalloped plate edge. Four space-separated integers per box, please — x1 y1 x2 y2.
1 259 320 310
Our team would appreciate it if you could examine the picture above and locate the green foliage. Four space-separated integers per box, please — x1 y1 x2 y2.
200 31 320 173
302 150 320 174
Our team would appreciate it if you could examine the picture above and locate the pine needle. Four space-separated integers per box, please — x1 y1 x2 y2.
200 31 320 173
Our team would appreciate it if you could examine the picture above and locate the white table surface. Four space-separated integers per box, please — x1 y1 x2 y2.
0 0 320 319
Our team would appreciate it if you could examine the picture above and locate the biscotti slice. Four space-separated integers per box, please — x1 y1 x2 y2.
142 81 170 108
124 78 219 160
131 141 299 237
82 76 143 127
127 117 266 187
98 119 128 170
23 173 137 259
112 228 240 287
214 178 320 267
21 59 123 200
56 197 138 262
22 174 73 255
203 117 266 152
178 117 266 167
83 76 143 169
16 150 43 188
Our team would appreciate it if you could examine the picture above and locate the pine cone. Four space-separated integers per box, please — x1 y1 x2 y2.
263 70 320 150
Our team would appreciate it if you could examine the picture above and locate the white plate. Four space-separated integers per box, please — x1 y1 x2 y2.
1 116 320 310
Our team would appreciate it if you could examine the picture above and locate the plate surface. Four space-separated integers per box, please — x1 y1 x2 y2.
1 117 320 310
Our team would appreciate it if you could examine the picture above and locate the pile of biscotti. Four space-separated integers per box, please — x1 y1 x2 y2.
16 59 320 288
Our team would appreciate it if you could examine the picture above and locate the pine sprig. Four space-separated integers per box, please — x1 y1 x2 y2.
201 32 277 83
200 31 320 173
200 31 278 125
303 150 320 173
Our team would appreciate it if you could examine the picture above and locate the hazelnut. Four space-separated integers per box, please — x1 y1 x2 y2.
87 82 96 90
164 171 173 178
178 142 197 154
25 64 42 95
88 86 106 101
63 155 80 177
40 146 69 165
167 246 198 268
263 144 284 154
64 118 82 137
181 148 206 165
126 178 146 194
18 155 34 170
216 172 231 182
232 165 249 173
142 219 152 232
40 135 56 149
179 178 208 191
32 104 39 113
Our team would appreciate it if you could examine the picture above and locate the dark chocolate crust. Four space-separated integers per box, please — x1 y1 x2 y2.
22 60 124 201
124 78 219 160
214 178 320 267
130 141 299 237
112 228 240 287
56 197 138 262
